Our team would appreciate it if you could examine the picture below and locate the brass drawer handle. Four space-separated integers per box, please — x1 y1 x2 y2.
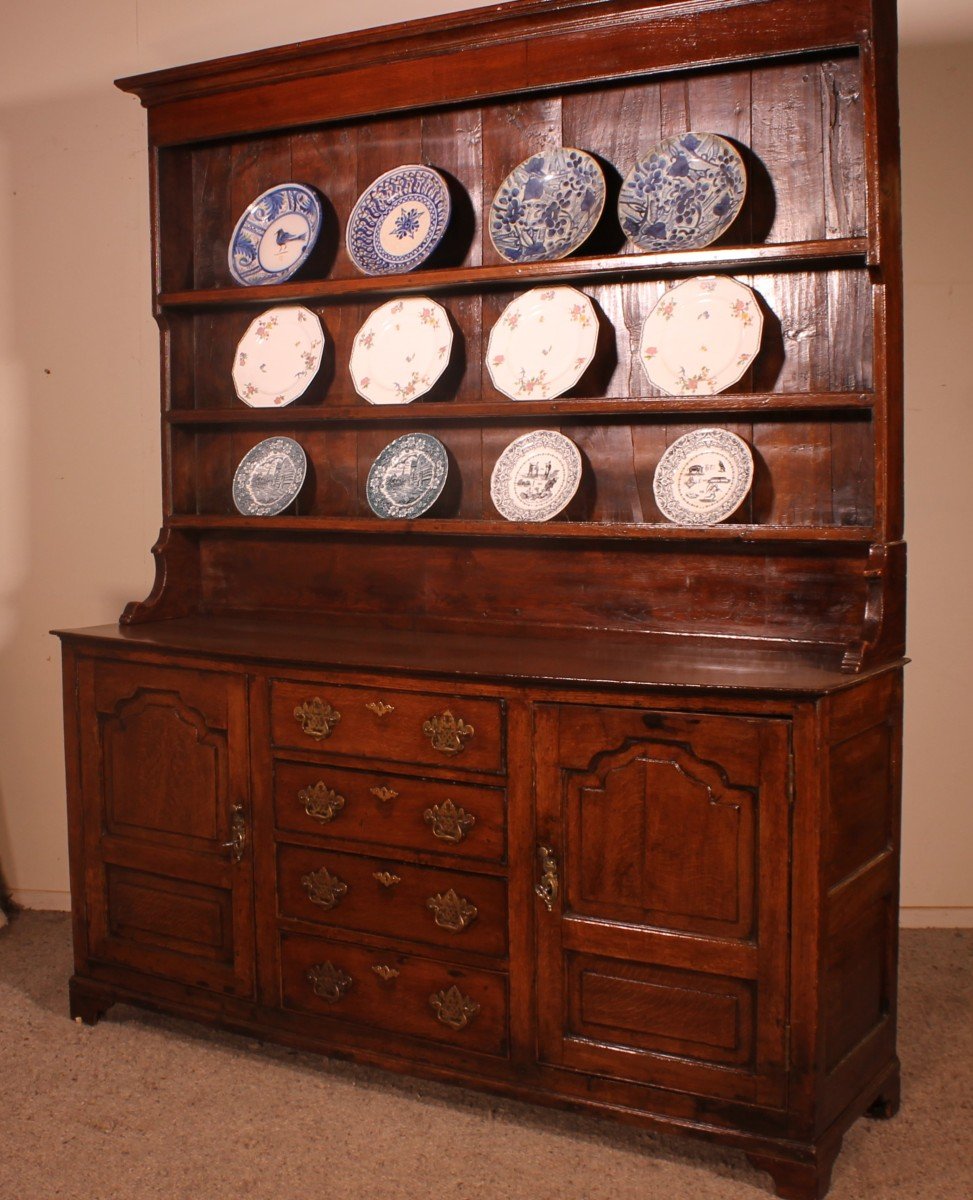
430 985 479 1031
301 866 348 910
221 804 246 863
365 700 395 717
370 785 398 803
427 888 477 932
306 961 352 1002
372 964 400 981
535 845 559 913
373 870 401 888
293 697 341 741
299 782 345 824
424 798 476 844
422 709 474 756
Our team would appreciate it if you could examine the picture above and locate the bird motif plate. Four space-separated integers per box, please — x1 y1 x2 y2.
366 433 449 519
232 306 325 407
346 165 451 276
639 276 763 395
487 287 598 401
232 437 308 517
489 146 606 263
618 132 746 253
490 430 582 523
652 428 753 525
228 183 322 286
349 297 453 405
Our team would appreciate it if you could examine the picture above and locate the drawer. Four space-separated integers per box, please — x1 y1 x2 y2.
269 678 504 774
278 844 507 958
273 759 506 865
279 930 508 1058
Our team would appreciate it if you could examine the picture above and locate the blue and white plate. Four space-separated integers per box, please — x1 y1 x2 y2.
618 133 746 253
347 165 451 276
489 147 606 263
366 433 449 519
232 437 307 516
652 428 753 525
228 183 323 287
490 430 582 523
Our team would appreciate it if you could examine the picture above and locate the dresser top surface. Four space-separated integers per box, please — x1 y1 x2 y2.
53 616 903 696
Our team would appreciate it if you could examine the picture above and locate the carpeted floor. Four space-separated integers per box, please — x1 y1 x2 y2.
0 914 970 1200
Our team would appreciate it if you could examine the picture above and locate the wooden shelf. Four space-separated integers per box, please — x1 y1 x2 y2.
166 514 875 543
158 238 870 310
167 392 874 426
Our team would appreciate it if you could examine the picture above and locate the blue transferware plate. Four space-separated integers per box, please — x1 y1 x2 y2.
228 183 322 287
346 165 451 276
232 437 307 516
489 147 606 263
366 433 449 519
618 133 746 253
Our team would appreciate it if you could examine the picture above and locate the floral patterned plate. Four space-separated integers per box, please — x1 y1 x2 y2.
228 183 322 286
232 437 308 517
349 297 453 405
232 306 325 408
639 276 763 395
366 432 449 519
652 427 753 525
486 286 599 401
618 132 746 252
489 147 606 263
490 429 582 523
346 165 451 276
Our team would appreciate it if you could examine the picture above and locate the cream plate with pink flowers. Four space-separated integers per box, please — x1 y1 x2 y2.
487 286 599 402
232 305 325 408
350 297 453 405
639 276 763 396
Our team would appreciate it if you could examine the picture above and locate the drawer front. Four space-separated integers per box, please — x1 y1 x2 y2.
269 679 504 774
279 931 508 1057
273 759 506 864
278 844 507 957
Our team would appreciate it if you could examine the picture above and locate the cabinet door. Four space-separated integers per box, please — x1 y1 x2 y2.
77 657 254 998
534 703 790 1108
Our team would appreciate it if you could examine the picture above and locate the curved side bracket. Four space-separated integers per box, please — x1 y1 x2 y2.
120 527 201 625
841 541 906 673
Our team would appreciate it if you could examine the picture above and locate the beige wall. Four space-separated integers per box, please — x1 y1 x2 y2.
0 1 969 924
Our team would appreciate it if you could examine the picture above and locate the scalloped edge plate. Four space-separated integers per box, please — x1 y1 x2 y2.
232 306 325 408
487 286 599 401
639 276 763 395
349 297 453 405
